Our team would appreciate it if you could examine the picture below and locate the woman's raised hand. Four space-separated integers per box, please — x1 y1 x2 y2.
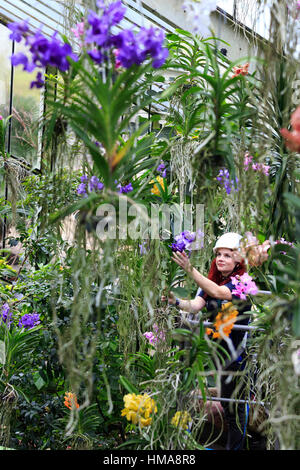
171 250 193 273
161 291 176 305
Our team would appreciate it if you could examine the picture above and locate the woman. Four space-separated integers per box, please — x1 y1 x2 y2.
162 232 250 450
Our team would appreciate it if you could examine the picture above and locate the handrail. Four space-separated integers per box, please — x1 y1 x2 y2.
197 395 268 407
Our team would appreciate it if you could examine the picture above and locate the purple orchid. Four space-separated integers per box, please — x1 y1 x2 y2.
30 71 44 89
18 313 41 330
7 19 29 42
77 175 104 196
1 303 12 325
11 52 35 72
10 25 79 88
217 168 239 195
157 161 167 178
116 182 133 194
170 229 204 252
9 2 168 79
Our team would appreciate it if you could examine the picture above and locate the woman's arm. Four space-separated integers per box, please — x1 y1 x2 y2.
161 291 206 313
175 295 206 313
171 251 232 300
189 269 232 300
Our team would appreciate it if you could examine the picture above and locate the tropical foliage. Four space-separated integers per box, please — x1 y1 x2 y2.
0 0 299 451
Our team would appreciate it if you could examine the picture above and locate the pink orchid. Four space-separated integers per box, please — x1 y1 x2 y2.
240 232 270 266
240 273 254 284
243 152 253 169
254 163 270 175
113 49 122 69
231 273 258 299
144 324 166 346
244 153 269 175
244 231 259 247
71 21 85 39
261 164 270 175
153 323 166 341
275 238 294 247
143 332 157 345
231 276 240 286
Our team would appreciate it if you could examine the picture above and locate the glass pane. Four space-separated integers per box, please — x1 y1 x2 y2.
10 40 44 167
217 0 234 15
0 0 65 37
232 0 270 40
0 23 12 233
0 23 12 123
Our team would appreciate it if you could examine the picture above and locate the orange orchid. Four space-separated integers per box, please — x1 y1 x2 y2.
206 302 239 339
280 106 300 153
205 327 214 336
232 63 249 78
64 392 80 410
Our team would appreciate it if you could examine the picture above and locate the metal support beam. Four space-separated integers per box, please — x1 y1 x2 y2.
202 321 264 332
197 395 268 407
184 317 265 332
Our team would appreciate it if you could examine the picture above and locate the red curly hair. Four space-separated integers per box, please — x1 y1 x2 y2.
202 257 247 300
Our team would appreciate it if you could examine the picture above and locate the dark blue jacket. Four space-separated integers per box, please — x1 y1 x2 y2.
197 281 251 353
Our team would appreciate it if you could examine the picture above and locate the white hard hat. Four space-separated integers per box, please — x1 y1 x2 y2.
213 232 242 252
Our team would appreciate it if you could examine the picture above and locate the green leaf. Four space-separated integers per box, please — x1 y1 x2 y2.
49 191 99 224
33 371 46 390
171 286 189 298
197 375 207 403
119 375 139 394
160 77 187 100
284 192 300 209
292 300 300 338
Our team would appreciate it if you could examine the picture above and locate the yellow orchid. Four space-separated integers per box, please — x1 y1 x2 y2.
171 410 191 430
121 393 157 428
150 176 165 196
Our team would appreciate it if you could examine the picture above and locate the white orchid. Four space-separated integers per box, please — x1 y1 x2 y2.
183 0 217 37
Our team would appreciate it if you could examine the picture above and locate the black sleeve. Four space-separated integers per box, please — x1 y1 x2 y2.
198 282 234 299
197 289 205 298
223 281 235 292
198 281 234 295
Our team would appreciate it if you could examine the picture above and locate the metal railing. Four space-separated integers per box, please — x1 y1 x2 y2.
197 395 268 406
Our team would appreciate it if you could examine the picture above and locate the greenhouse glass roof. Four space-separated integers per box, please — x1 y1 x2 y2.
0 1 270 39
0 0 178 35
0 0 64 35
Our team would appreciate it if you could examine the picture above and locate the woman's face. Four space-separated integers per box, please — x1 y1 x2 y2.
215 248 237 276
